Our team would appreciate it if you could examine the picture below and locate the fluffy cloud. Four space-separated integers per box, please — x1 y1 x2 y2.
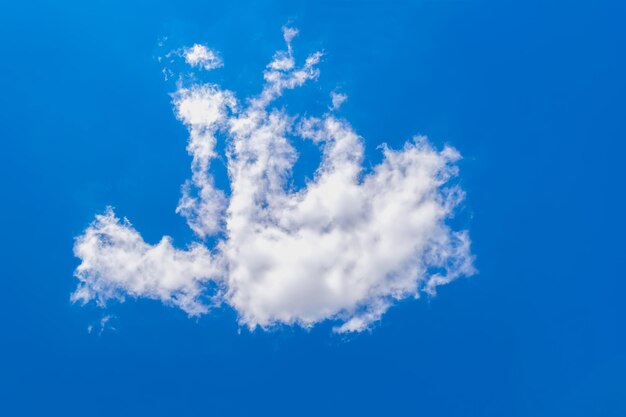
329 91 347 110
183 44 223 70
73 27 474 332
72 210 219 316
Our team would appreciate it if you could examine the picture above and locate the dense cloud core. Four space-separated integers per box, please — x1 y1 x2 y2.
72 27 474 332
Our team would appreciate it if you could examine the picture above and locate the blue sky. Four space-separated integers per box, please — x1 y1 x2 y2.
1 1 625 416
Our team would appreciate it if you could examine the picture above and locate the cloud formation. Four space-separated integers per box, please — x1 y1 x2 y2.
329 91 347 110
182 44 223 70
73 27 474 332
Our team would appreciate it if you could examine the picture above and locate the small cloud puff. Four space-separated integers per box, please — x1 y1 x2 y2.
87 315 117 335
72 28 474 333
183 44 223 70
330 91 347 110
282 26 299 47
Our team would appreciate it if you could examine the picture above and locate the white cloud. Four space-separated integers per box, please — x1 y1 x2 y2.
172 85 236 238
73 209 219 316
330 91 347 110
73 28 474 333
87 314 117 335
183 44 223 71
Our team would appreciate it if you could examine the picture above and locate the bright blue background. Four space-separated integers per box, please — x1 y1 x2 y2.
1 1 625 416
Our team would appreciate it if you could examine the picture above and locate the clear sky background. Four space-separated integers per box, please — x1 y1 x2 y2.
1 1 625 416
